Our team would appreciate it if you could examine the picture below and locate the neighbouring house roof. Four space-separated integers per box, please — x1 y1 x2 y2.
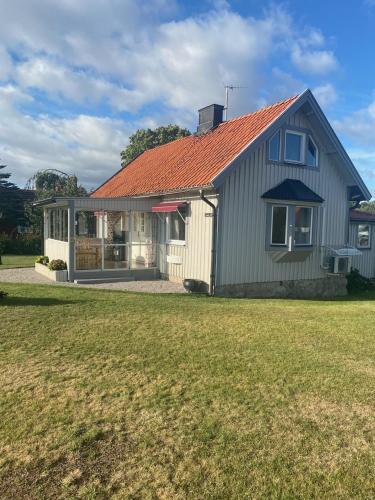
91 95 300 198
261 179 324 203
350 209 375 222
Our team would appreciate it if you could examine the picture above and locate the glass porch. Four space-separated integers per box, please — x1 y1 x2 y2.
75 210 157 271
45 207 158 273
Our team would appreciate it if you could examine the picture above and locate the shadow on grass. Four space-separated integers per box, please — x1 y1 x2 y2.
0 296 87 307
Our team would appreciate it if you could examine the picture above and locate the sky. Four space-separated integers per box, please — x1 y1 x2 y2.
0 0 375 194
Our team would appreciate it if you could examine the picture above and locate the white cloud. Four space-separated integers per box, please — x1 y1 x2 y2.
0 47 13 80
291 45 338 74
15 58 144 112
290 27 338 75
0 0 342 186
313 83 338 108
333 97 375 146
333 98 375 193
0 86 134 189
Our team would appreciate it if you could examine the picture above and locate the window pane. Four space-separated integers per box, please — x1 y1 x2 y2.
269 131 280 161
307 137 317 167
75 211 98 238
271 206 287 245
357 225 370 248
170 209 185 241
75 240 102 270
295 207 312 245
104 245 129 269
285 132 302 162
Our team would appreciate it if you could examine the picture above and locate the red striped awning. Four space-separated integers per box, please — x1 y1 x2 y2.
152 201 186 213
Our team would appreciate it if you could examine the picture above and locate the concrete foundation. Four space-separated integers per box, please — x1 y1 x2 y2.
215 275 347 299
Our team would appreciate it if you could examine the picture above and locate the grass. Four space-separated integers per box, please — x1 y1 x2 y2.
0 255 38 269
1 283 375 498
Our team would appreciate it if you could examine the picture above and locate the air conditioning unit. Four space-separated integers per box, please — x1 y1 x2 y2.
330 256 352 274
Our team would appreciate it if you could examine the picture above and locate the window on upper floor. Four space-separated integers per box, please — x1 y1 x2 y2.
268 130 280 161
285 130 305 163
307 136 318 167
357 224 371 249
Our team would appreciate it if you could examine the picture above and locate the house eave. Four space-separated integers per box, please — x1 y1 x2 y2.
90 184 216 200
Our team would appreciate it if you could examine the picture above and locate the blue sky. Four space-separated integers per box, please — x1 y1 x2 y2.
0 0 374 194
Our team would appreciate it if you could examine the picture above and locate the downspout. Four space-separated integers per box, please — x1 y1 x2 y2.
199 190 217 296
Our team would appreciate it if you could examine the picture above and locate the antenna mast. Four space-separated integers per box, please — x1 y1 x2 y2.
224 84 247 121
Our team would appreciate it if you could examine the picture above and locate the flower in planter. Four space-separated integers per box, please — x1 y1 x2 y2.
48 259 67 271
35 256 49 266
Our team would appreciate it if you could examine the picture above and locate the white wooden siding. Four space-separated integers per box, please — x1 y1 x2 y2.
217 109 349 286
45 239 69 263
157 194 215 284
349 223 375 278
74 197 157 211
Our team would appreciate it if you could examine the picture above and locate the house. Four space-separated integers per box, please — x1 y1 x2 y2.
36 89 373 297
349 210 375 279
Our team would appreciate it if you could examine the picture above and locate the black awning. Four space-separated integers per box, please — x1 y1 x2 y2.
262 179 324 203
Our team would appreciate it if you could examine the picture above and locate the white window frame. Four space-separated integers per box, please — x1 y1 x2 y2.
357 224 371 249
166 210 186 246
284 130 305 164
294 206 313 246
307 135 319 168
271 205 288 246
268 130 281 161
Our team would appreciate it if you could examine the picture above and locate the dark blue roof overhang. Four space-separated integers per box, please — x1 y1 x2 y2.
262 179 324 203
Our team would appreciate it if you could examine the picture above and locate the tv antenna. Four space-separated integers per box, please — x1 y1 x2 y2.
224 85 247 121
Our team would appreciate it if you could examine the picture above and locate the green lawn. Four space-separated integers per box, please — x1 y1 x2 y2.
1 283 375 498
0 254 38 269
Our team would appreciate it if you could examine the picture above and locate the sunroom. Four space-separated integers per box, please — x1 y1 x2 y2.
35 197 162 282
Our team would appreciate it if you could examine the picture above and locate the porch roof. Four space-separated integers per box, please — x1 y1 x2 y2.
33 196 160 212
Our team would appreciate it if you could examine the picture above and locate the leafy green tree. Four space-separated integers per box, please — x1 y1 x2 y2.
26 170 87 236
358 200 375 214
121 125 191 167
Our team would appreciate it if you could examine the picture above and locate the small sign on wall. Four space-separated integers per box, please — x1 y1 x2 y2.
167 254 183 264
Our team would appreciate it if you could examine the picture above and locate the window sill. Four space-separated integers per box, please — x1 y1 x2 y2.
167 240 186 246
267 245 314 253
268 159 318 169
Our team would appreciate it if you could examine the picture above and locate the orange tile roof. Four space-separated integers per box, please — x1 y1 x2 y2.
92 94 300 198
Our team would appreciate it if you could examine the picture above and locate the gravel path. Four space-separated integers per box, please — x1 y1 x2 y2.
0 267 186 294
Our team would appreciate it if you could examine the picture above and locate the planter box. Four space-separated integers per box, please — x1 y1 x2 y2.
35 263 68 282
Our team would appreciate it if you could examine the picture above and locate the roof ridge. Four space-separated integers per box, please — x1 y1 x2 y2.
221 93 302 126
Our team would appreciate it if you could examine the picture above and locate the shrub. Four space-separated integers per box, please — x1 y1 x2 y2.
35 255 49 265
0 291 8 300
0 233 42 255
48 259 67 271
347 268 374 294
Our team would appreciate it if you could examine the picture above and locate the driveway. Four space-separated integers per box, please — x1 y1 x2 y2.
0 267 186 294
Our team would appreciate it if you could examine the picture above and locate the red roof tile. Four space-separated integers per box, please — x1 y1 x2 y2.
92 94 300 198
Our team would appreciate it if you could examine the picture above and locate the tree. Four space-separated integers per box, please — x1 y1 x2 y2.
0 165 27 264
121 125 191 167
0 165 26 230
358 200 375 214
26 169 87 236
